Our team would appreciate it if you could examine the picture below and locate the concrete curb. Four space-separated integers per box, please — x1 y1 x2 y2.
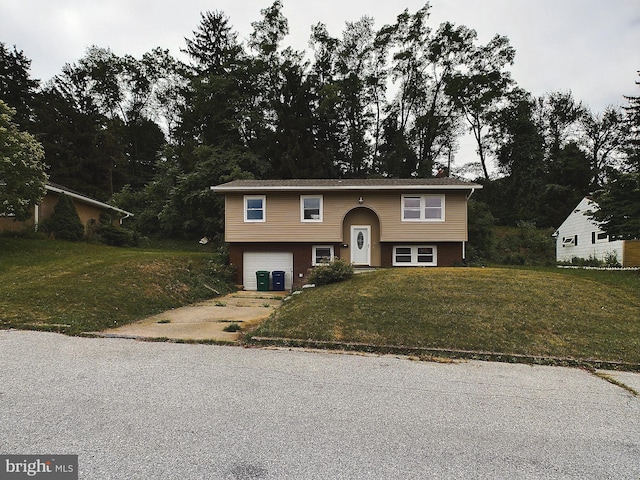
246 336 640 372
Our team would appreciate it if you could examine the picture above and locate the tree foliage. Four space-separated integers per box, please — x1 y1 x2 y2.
0 100 48 221
3 3 639 243
40 193 84 241
590 169 640 240
0 43 39 129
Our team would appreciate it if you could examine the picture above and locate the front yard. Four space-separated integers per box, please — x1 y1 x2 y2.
247 267 640 367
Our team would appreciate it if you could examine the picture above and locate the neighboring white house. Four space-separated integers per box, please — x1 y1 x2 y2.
553 197 640 266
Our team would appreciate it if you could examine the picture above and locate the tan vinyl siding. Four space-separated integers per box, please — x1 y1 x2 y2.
224 190 468 243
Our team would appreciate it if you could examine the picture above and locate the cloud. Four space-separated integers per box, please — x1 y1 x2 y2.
1 0 638 111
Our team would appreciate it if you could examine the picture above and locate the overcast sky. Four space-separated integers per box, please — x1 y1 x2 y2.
1 0 639 112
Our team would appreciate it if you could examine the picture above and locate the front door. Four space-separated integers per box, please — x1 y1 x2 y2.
351 226 371 266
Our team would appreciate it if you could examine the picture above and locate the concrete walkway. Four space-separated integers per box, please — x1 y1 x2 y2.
98 290 286 342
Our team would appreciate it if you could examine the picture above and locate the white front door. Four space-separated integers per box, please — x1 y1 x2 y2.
351 226 371 266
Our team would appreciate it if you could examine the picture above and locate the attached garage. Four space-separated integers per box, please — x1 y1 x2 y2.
242 252 294 291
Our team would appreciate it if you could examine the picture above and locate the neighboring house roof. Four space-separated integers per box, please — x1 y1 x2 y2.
212 178 482 192
552 197 597 237
46 183 133 218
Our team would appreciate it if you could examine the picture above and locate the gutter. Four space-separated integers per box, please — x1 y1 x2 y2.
211 184 483 193
45 184 134 218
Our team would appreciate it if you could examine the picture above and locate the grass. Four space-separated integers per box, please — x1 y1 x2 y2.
248 267 640 366
0 238 235 334
3 237 639 367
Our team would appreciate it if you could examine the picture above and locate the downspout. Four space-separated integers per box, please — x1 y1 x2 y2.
466 187 476 200
34 204 39 231
119 213 132 226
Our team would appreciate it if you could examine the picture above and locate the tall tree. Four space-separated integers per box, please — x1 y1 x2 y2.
621 71 640 173
179 11 252 156
0 43 39 129
580 105 626 187
535 91 584 156
378 7 476 177
35 64 122 200
0 100 48 221
489 89 546 225
447 33 515 179
309 17 382 177
248 1 331 178
586 73 640 240
590 169 640 240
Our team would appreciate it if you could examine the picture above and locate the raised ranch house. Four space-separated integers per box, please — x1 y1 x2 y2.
212 178 481 290
553 197 640 267
0 183 133 234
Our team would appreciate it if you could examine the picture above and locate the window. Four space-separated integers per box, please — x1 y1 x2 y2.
312 245 334 266
301 195 323 222
244 195 266 222
592 231 609 244
402 195 444 221
562 236 576 247
393 246 437 266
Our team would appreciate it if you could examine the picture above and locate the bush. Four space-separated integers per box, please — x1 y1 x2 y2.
467 200 497 262
98 223 137 247
563 252 622 268
39 194 84 241
308 258 354 286
495 222 555 266
85 213 138 247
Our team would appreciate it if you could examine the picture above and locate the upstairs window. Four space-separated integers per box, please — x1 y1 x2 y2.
592 231 609 244
244 195 266 222
301 195 323 222
402 195 444 221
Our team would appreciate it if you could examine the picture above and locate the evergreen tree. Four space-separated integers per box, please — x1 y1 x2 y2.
0 43 39 129
41 193 84 241
590 169 640 240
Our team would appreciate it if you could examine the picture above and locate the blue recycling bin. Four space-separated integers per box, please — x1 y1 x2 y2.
272 271 285 291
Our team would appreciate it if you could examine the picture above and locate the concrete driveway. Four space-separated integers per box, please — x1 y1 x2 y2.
99 290 286 342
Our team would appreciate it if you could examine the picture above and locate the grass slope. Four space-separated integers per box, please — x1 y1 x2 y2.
0 238 234 334
250 267 640 365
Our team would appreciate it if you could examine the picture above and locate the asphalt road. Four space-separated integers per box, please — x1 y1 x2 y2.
1 330 639 479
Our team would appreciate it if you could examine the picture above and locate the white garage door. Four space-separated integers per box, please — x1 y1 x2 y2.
243 252 294 291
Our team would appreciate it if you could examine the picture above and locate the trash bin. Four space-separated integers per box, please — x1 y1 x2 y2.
256 271 270 291
272 271 285 291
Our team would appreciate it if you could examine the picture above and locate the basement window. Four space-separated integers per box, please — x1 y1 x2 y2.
393 246 437 266
312 245 334 266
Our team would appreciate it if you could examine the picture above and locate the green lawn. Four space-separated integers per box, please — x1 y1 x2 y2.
3 238 639 368
248 267 640 366
0 238 234 334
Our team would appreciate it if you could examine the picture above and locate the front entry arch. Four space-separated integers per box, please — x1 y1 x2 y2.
342 207 381 267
